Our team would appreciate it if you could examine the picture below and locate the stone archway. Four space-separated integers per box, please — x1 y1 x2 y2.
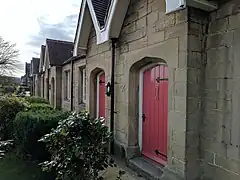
128 57 168 151
89 67 105 118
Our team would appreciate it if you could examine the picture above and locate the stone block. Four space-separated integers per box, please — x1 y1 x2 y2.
171 143 186 161
187 82 201 98
215 155 240 174
121 27 147 43
227 145 239 160
138 6 148 19
201 163 240 180
165 23 187 40
175 68 187 82
170 157 185 175
216 1 235 19
189 22 203 37
201 137 227 157
187 67 201 84
188 35 202 52
128 37 148 52
172 131 186 146
123 12 138 26
201 150 215 164
154 19 166 32
121 22 137 35
200 123 224 142
169 111 186 132
176 9 187 24
136 17 147 29
188 51 204 69
178 35 188 52
147 30 165 46
207 32 234 49
164 13 176 28
187 98 201 114
187 112 201 131
174 96 187 113
147 11 159 27
174 82 187 97
209 17 229 33
178 51 187 69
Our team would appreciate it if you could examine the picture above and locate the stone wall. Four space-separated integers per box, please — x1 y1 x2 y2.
49 66 62 109
73 59 86 112
85 0 189 177
62 64 71 111
200 0 240 179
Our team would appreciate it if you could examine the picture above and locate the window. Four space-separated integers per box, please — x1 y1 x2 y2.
78 67 87 103
64 70 70 100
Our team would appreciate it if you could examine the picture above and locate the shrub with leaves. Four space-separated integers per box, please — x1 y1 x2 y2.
25 96 49 104
14 109 69 161
28 103 54 112
39 112 114 180
0 139 13 159
0 96 27 139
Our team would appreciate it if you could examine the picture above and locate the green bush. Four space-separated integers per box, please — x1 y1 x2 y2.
14 109 69 161
39 112 114 180
0 96 27 139
24 96 49 104
28 103 54 112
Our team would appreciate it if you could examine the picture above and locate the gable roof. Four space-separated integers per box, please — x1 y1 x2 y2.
31 57 40 75
92 0 112 28
46 39 74 66
39 45 46 73
73 0 130 56
25 62 31 75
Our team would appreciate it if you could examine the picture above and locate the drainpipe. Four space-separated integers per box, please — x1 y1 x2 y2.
70 58 74 111
110 38 117 154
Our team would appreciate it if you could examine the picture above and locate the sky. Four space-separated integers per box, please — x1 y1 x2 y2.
0 0 82 77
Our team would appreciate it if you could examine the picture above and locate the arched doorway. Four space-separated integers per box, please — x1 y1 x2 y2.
51 78 55 107
96 71 105 118
139 63 168 164
46 78 49 100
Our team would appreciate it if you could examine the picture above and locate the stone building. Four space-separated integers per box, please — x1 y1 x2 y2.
38 45 46 98
40 39 74 109
31 0 240 179
30 57 40 96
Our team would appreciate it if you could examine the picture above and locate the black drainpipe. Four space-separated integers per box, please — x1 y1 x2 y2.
110 38 117 154
70 58 74 111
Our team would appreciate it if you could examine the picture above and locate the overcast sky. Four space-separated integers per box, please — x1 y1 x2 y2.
0 0 81 77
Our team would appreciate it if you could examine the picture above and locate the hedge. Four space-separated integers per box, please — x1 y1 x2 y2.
0 96 27 139
14 109 69 161
28 103 54 112
24 96 49 104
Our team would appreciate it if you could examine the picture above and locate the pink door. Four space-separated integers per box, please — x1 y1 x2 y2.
98 73 105 118
142 64 168 164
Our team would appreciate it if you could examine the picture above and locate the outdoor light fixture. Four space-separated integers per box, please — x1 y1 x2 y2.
105 82 111 97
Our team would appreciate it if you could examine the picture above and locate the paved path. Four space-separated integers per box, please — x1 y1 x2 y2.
102 158 146 180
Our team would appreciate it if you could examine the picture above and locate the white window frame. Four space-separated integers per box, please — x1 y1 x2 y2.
78 67 87 104
64 70 70 100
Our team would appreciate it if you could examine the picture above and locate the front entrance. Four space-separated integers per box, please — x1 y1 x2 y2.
51 78 55 107
97 72 105 118
140 64 168 164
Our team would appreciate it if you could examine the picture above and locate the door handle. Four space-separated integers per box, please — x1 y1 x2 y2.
155 149 167 158
142 114 146 122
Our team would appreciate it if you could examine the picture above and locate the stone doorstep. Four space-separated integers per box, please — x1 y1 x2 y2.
127 156 164 180
127 156 184 180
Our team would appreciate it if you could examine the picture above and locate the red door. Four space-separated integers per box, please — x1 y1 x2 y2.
142 64 168 164
98 73 105 118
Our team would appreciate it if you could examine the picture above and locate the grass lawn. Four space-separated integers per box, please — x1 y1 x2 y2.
0 153 53 180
